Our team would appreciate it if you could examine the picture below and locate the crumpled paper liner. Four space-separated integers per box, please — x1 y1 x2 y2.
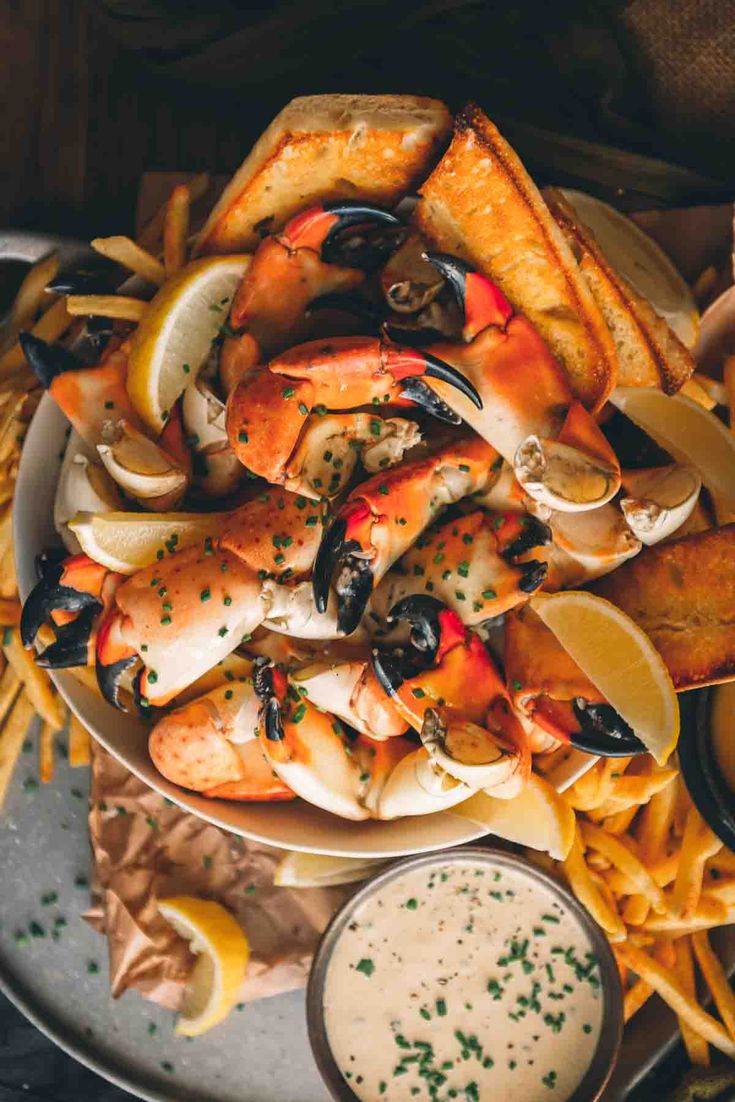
84 743 349 1009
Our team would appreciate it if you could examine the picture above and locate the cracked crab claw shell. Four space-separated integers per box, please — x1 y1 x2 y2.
182 376 228 451
261 580 368 642
419 710 522 793
547 504 641 587
514 435 619 512
54 432 123 552
373 745 471 820
97 419 188 504
620 464 701 546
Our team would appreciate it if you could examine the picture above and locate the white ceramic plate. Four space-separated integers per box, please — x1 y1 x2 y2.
15 395 593 857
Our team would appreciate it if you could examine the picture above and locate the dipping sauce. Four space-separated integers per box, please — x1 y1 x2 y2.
712 682 735 794
322 857 603 1101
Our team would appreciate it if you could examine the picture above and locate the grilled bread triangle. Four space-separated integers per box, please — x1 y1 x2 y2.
592 524 735 691
544 188 694 394
196 94 451 255
416 103 619 411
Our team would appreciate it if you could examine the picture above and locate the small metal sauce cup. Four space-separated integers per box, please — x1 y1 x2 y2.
307 846 623 1102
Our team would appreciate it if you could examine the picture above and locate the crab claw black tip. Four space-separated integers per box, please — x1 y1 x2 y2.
505 516 553 561
20 561 99 650
322 201 401 238
387 594 445 660
19 333 79 390
370 649 405 699
34 605 98 669
312 518 347 614
262 697 285 743
420 350 483 410
570 700 646 757
422 252 472 308
397 377 461 425
96 652 138 712
518 560 548 595
46 259 120 296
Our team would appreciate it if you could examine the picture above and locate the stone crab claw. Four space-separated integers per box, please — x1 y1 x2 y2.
620 464 701 546
370 508 551 626
97 419 188 511
219 201 402 394
371 595 531 797
20 552 122 669
413 252 622 513
182 376 242 498
312 436 499 635
504 605 646 758
226 333 482 485
54 432 122 553
289 657 408 740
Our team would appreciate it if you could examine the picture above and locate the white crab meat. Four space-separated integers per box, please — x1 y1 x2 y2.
97 419 187 504
514 435 619 512
620 464 701 546
547 504 641 587
54 431 122 552
419 710 523 794
370 747 471 820
182 376 227 451
261 580 367 642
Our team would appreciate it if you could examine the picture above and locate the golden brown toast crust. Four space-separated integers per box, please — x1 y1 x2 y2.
592 525 735 690
415 104 618 411
196 94 451 255
545 189 694 395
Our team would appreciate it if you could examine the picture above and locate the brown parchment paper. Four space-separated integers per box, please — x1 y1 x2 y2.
84 743 349 1009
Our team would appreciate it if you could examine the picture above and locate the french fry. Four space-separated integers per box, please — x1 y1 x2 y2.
622 940 674 1021
707 850 735 876
68 712 91 768
680 376 717 411
604 805 639 836
163 185 190 277
91 236 165 287
609 768 677 807
615 942 735 1058
137 171 210 252
580 821 666 914
637 776 678 863
671 805 723 918
622 894 650 927
701 879 735 906
2 629 62 728
692 373 728 407
692 930 735 1042
642 895 729 935
0 666 20 728
38 720 54 784
673 775 692 837
0 693 35 808
673 936 709 1066
563 826 626 940
724 354 735 432
66 665 102 696
0 252 59 356
66 295 148 322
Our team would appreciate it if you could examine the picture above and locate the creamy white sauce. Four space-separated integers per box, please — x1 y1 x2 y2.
323 859 603 1101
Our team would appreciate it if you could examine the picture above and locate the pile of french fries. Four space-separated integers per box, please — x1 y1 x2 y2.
540 755 735 1066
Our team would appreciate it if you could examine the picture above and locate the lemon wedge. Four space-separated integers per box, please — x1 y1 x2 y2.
609 387 735 512
453 771 575 860
273 851 387 888
531 591 679 764
158 896 249 1037
127 255 250 434
69 509 230 573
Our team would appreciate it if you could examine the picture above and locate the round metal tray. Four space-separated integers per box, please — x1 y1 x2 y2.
0 732 329 1102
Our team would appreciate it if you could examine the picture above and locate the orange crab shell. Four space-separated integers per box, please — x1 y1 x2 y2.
219 488 324 579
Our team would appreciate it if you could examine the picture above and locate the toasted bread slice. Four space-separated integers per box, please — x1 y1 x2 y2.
545 189 694 394
196 95 451 255
592 525 735 690
415 104 618 411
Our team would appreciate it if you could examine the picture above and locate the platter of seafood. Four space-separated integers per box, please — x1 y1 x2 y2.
4 91 735 1100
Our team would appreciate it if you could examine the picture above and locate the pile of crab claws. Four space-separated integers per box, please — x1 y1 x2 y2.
20 554 101 652
570 700 646 757
19 333 80 390
312 516 375 636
